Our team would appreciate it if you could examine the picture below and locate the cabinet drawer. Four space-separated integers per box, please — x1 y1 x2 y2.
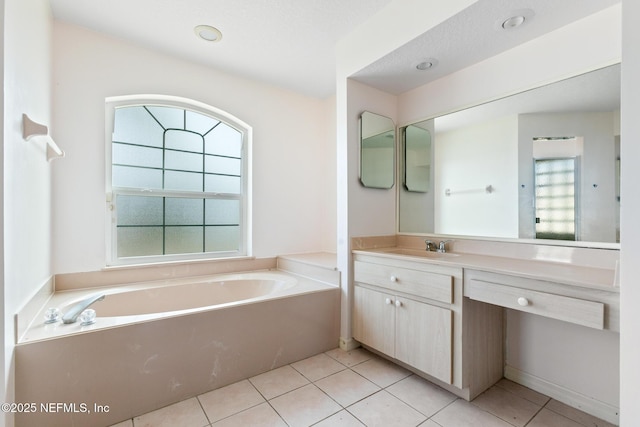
354 260 452 304
467 279 604 330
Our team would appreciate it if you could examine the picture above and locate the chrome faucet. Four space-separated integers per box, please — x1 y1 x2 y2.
62 293 106 324
425 240 435 252
437 240 452 253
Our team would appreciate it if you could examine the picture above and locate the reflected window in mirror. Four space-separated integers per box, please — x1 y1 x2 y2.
359 111 395 189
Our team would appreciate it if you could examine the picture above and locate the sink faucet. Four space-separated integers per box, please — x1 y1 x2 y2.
62 293 106 324
437 240 453 253
425 240 435 252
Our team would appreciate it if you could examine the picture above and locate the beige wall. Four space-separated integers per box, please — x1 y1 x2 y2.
52 22 336 274
2 2 53 426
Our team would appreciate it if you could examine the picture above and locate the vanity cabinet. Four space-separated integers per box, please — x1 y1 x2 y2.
353 285 452 384
352 252 504 400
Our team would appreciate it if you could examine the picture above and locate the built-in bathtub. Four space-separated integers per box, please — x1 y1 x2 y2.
15 269 340 427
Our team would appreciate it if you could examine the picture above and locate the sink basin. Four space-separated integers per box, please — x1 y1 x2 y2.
382 248 460 258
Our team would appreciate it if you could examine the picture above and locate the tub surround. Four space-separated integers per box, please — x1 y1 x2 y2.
15 254 341 427
54 256 278 291
277 252 339 286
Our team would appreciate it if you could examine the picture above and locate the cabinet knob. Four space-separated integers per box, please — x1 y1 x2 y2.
390 275 398 282
395 300 403 308
385 298 393 305
517 297 529 307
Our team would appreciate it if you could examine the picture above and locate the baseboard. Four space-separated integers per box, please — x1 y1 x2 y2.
339 337 360 351
504 365 619 425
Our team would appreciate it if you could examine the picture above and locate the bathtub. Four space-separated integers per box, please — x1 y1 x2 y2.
15 269 340 427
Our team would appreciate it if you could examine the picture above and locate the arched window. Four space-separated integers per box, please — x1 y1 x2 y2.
105 95 251 265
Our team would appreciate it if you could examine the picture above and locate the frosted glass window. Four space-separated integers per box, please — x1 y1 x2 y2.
205 199 240 225
205 125 242 157
165 226 203 254
113 165 163 189
165 150 203 173
205 156 241 176
165 129 203 153
205 226 240 252
117 227 163 257
164 170 203 192
205 175 241 194
113 107 164 147
186 110 220 135
165 198 203 225
117 195 163 225
534 158 576 240
146 106 184 129
113 144 163 169
109 100 247 264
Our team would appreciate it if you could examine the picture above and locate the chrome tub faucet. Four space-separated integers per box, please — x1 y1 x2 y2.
62 293 106 324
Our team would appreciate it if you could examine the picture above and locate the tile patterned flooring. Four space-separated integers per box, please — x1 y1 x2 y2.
111 348 616 427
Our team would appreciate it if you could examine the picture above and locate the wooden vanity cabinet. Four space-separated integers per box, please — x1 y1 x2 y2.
353 285 452 384
352 253 504 400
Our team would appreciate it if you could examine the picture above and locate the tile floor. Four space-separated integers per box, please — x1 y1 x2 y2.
111 348 616 427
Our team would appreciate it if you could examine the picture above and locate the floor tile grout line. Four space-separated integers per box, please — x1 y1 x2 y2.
522 404 547 427
193 395 212 426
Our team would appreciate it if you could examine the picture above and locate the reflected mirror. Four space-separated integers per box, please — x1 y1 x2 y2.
399 63 620 246
403 124 432 192
360 111 395 189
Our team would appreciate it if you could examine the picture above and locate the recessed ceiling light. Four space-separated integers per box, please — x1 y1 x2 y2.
496 9 534 31
416 58 438 71
502 15 526 29
194 25 222 42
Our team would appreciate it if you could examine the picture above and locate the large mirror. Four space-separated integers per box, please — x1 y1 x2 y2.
360 111 395 189
399 63 620 246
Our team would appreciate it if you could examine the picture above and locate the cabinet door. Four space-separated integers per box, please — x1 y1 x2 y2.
395 298 452 384
353 286 395 356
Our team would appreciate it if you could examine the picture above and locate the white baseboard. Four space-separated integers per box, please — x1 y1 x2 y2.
504 365 619 425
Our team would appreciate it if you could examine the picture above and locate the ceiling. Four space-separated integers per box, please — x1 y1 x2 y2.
352 0 621 95
50 0 620 99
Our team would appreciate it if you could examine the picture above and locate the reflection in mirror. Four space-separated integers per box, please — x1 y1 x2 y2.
403 124 431 192
399 64 620 246
360 111 395 189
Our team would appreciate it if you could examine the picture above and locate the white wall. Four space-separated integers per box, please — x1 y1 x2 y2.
355 3 622 417
335 0 474 349
2 1 53 426
52 22 335 274
620 0 640 424
435 115 519 238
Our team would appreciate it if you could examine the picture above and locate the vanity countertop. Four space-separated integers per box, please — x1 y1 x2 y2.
352 248 618 291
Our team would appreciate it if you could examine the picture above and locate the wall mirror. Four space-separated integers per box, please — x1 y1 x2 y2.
399 63 620 247
403 124 431 192
360 111 395 189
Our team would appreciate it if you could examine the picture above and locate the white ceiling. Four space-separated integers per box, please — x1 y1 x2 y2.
49 0 620 99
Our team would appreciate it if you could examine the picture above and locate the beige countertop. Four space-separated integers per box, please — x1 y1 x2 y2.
352 248 617 291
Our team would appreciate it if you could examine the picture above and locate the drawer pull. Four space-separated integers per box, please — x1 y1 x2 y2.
385 298 393 305
390 275 398 283
517 297 530 307
395 300 403 308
